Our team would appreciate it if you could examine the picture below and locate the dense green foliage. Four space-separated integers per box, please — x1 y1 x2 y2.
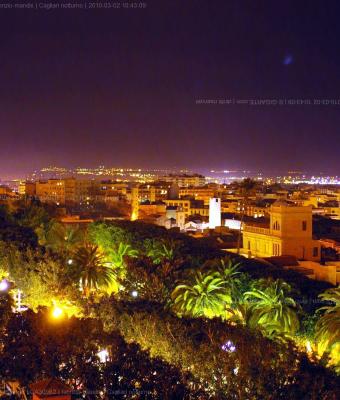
96 298 339 399
244 279 300 337
0 205 38 248
316 287 340 373
72 244 115 297
0 307 193 399
171 270 231 318
0 205 339 398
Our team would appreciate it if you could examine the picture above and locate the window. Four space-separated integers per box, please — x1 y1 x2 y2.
248 241 251 250
302 221 307 231
273 221 280 230
272 243 280 256
313 247 319 257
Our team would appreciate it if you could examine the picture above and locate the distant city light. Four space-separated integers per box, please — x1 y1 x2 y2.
131 290 138 298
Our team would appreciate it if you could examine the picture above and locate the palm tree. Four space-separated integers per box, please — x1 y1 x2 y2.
72 244 115 297
171 271 231 318
215 258 243 297
316 286 340 355
109 242 138 269
228 301 253 327
145 239 176 264
244 279 300 336
236 178 258 254
46 222 84 256
205 257 258 323
146 239 182 276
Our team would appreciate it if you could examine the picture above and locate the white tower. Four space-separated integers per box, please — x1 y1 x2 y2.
209 198 221 229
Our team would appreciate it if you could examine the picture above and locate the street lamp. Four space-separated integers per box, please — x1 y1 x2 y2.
97 349 109 363
0 279 9 291
51 306 64 319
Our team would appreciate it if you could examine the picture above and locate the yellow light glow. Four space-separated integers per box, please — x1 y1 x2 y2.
97 349 109 363
131 210 138 221
306 340 312 353
52 306 63 319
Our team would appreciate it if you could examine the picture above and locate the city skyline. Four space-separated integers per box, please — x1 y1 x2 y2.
1 1 340 177
1 163 340 182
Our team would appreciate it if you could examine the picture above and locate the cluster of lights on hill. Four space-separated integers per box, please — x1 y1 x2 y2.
32 166 182 183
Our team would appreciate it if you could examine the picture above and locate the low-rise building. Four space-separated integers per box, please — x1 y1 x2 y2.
35 178 99 205
162 174 206 187
18 181 36 196
243 200 320 261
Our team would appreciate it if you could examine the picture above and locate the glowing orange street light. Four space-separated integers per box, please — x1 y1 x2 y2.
51 305 64 319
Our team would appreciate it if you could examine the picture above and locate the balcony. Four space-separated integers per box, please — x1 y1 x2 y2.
243 225 270 235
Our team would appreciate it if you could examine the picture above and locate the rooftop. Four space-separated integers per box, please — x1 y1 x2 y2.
30 378 73 397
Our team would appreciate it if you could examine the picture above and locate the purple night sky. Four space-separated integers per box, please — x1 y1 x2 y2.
0 0 340 178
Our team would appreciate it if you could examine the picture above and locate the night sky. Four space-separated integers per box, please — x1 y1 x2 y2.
1 0 340 178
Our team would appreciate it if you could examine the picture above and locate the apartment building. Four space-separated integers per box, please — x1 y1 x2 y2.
35 178 99 205
162 174 206 187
